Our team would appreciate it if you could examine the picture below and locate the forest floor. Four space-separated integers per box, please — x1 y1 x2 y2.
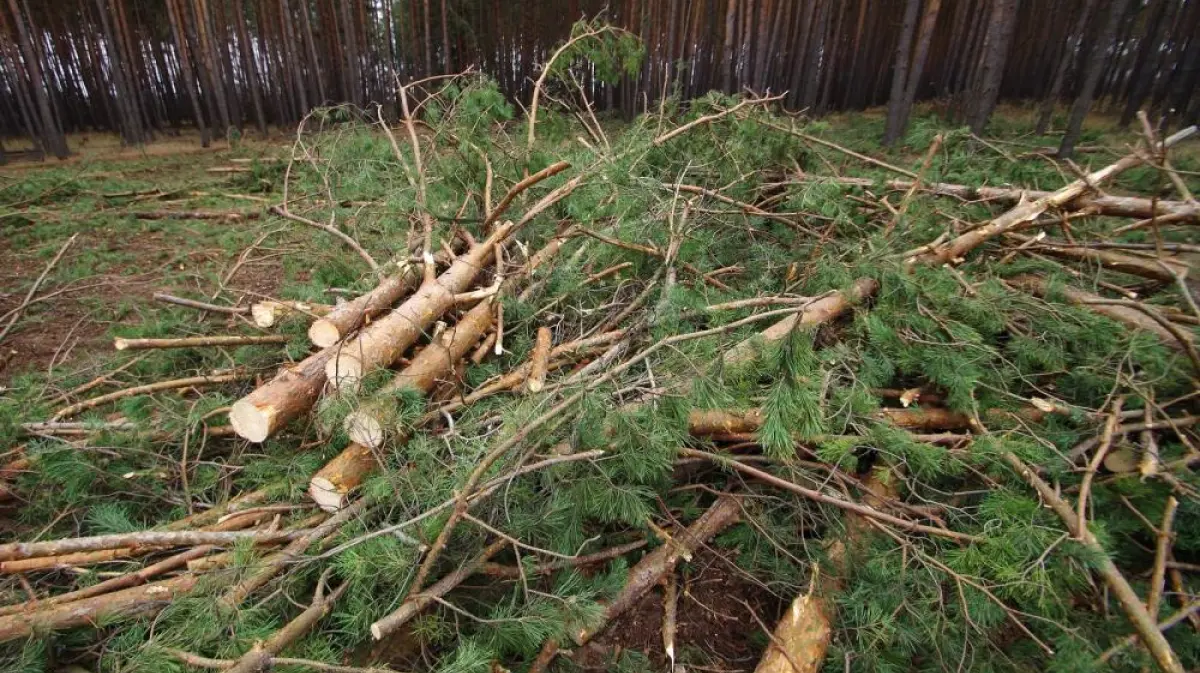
2 96 1199 673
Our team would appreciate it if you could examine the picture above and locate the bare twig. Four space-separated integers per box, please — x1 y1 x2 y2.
0 233 77 344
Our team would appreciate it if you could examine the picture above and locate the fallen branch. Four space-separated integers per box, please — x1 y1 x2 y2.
525 326 552 393
53 371 252 421
1003 451 1185 673
909 126 1197 266
679 449 976 542
270 205 380 274
152 292 251 315
114 335 289 351
0 233 77 345
653 94 785 146
226 574 348 673
369 539 507 639
0 528 306 563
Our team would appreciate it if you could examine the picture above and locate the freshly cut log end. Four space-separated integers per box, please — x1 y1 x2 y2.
344 410 385 449
309 443 376 512
114 338 132 351
754 592 833 673
229 399 276 443
308 319 343 348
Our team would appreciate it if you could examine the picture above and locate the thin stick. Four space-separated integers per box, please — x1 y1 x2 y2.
152 292 251 315
52 371 252 420
0 233 77 344
1147 496 1179 617
269 206 380 273
1098 599 1200 663
114 335 289 351
1077 397 1124 535
164 648 402 673
762 120 920 178
653 94 785 146
679 449 977 542
225 576 348 673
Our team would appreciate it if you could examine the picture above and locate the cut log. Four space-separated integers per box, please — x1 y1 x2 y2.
525 327 553 393
325 221 516 389
908 126 1197 266
723 278 879 367
342 297 495 449
308 260 424 348
309 443 377 512
229 349 338 442
252 300 333 328
754 580 834 673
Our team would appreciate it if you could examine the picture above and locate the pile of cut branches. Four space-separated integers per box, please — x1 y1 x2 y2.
3 35 1200 673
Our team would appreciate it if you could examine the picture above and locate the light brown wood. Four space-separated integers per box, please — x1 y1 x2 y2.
526 326 553 393
252 300 332 328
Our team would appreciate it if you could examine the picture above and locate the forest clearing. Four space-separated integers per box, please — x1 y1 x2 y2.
3 2 1200 673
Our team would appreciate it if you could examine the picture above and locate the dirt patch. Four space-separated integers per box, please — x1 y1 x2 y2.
0 229 165 385
575 548 787 672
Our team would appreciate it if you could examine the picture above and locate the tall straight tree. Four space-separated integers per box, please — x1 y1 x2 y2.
1035 0 1097 134
1058 0 1133 158
883 0 923 145
1119 0 1170 127
94 0 143 144
232 0 268 135
967 0 1020 134
166 0 211 146
5 0 68 158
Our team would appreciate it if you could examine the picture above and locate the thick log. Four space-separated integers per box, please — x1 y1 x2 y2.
308 260 424 347
342 297 495 449
909 126 1197 266
229 349 338 442
324 221 515 389
308 443 377 512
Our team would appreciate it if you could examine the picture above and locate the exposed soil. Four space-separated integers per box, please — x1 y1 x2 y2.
575 548 787 672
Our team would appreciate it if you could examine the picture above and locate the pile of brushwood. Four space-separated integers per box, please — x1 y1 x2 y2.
4 42 1200 673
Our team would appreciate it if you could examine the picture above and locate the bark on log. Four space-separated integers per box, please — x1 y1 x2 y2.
723 278 879 368
308 260 425 347
308 443 377 512
1009 275 1193 349
324 221 516 389
0 573 200 643
229 348 338 442
342 297 495 449
1006 233 1190 282
909 126 1198 266
800 175 1200 222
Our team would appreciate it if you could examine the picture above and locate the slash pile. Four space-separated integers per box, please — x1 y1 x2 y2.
3 67 1200 672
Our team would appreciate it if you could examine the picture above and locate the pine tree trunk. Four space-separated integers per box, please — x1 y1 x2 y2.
94 0 141 145
440 0 451 72
1059 0 1133 158
166 0 210 146
883 0 923 146
5 0 68 158
721 0 737 92
232 0 268 135
1119 0 1170 127
967 0 1020 134
298 0 326 105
